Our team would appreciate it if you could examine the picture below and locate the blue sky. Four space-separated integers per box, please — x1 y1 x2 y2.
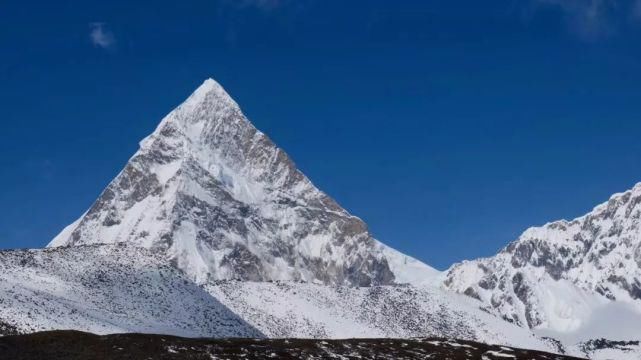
2 0 641 269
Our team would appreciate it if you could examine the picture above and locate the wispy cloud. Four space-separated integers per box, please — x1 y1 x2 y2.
632 0 641 19
537 0 615 39
533 0 641 40
222 0 288 12
89 22 115 49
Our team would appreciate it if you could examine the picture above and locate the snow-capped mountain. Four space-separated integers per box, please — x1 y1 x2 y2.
2 77 634 359
48 79 437 287
444 183 641 344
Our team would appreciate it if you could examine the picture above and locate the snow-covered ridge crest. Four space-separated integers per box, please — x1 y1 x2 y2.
49 78 438 287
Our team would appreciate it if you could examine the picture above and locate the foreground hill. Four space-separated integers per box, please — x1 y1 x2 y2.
0 244 260 338
0 330 585 360
0 244 554 353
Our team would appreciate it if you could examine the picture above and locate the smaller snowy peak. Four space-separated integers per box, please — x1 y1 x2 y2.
443 182 641 341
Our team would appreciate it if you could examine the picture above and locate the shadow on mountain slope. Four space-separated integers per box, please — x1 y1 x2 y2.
0 244 264 338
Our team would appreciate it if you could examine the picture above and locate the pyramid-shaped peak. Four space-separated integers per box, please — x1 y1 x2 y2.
49 78 439 287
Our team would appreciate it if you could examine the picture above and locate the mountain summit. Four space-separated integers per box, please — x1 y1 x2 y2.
49 79 437 286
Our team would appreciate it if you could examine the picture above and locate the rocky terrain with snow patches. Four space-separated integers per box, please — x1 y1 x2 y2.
0 331 586 360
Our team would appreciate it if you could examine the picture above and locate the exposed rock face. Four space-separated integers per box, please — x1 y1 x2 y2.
444 183 641 331
48 79 433 286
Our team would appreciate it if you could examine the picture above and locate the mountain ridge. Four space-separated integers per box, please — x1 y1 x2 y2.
444 179 641 343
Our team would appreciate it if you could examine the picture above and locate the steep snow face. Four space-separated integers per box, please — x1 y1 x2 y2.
48 79 438 286
444 183 641 339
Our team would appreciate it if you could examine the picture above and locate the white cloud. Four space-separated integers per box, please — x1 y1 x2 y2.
538 0 614 39
89 22 115 49
534 0 641 40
